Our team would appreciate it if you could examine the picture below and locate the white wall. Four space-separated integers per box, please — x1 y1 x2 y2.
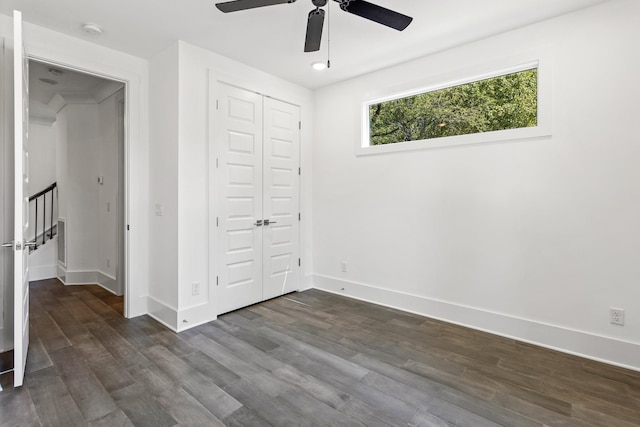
312 0 640 370
28 123 56 197
148 42 180 320
60 104 100 272
55 111 67 220
147 41 314 331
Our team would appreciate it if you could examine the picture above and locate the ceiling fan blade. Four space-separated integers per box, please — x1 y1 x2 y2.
340 0 412 31
304 8 325 52
216 0 295 13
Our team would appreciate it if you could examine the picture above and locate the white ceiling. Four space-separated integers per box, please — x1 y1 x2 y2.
2 0 607 89
29 60 124 124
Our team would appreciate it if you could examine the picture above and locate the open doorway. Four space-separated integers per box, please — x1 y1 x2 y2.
27 59 126 306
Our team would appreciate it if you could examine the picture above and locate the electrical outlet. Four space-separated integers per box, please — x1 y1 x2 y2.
610 307 625 326
341 261 348 273
192 282 200 296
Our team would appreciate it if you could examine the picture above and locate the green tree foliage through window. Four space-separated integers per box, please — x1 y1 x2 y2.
369 68 538 146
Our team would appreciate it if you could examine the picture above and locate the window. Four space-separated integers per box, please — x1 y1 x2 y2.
359 60 551 154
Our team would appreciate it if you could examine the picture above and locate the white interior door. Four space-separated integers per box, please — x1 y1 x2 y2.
13 10 30 388
262 97 300 300
216 83 264 314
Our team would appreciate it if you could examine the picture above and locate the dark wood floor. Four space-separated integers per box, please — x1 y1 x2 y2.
1 279 639 426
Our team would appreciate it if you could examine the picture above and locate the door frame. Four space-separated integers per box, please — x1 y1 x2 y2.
28 54 132 316
208 73 303 315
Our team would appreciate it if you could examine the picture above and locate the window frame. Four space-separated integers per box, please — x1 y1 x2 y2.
358 55 552 156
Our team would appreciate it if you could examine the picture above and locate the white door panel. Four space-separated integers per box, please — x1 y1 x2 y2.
216 84 263 314
262 97 300 300
13 10 29 388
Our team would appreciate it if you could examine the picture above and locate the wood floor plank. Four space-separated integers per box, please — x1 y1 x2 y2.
272 364 351 410
183 351 241 388
223 406 273 427
409 411 453 427
276 388 365 426
213 316 281 352
197 321 285 372
86 322 153 371
24 331 52 375
48 346 118 422
186 333 291 397
0 384 41 427
25 366 86 427
142 344 242 419
87 409 135 427
110 383 177 427
155 387 226 426
339 398 408 427
31 312 71 354
224 379 314 426
268 346 419 424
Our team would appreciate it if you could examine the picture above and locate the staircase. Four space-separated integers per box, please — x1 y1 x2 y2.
28 182 59 281
29 182 58 253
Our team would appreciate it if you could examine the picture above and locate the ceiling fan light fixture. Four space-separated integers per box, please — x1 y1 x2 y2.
311 61 327 70
82 23 103 35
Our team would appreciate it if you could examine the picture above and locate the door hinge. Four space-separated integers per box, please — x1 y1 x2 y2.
216 100 219 110
216 217 219 227
216 158 219 169
298 212 301 221
127 225 130 231
298 121 301 130
216 276 219 286
298 167 301 175
298 258 301 267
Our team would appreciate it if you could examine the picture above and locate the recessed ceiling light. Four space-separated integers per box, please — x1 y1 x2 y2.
39 78 58 85
48 68 64 77
311 61 327 71
82 23 103 35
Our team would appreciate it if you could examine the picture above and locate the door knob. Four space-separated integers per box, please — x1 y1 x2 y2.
254 219 263 227
1 241 14 248
264 219 277 226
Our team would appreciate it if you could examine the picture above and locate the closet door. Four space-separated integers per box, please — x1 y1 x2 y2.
216 83 264 314
262 98 300 300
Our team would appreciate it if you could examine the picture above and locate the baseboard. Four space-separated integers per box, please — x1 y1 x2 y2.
177 302 217 333
59 270 98 285
312 274 640 372
147 296 178 332
299 273 314 291
97 271 121 296
127 295 148 319
28 264 58 281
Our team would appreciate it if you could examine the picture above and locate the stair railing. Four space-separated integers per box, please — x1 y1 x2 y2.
29 182 57 251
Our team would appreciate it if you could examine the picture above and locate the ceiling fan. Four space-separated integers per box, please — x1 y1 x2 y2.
215 0 413 52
